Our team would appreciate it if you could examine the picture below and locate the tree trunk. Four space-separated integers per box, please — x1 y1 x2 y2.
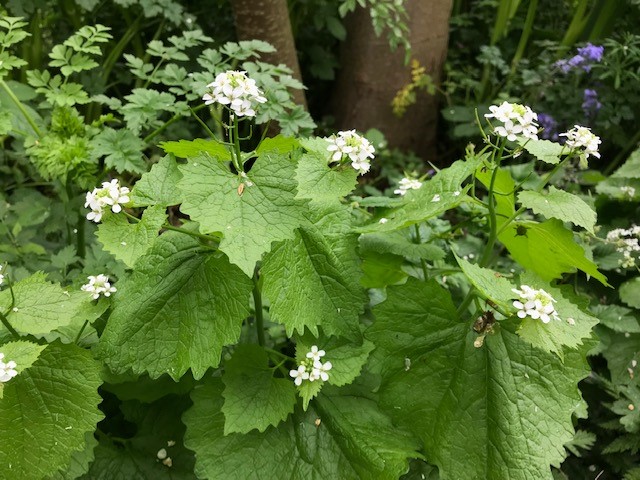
231 0 307 109
331 0 453 163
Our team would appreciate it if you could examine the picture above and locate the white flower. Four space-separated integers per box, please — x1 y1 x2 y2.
560 125 601 167
306 345 325 362
512 285 560 324
289 365 309 386
325 130 375 175
621 186 636 199
394 177 423 196
485 102 539 141
313 360 332 382
202 70 267 118
85 179 130 223
607 226 640 268
0 353 18 383
81 274 117 300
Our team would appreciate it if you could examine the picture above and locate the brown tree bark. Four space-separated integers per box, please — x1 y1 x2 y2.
231 0 307 109
331 0 453 162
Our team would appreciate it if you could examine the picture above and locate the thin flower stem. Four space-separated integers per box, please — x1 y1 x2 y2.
143 103 207 144
0 79 42 137
0 312 19 339
412 224 430 281
265 347 292 361
190 107 218 141
456 288 476 317
478 143 505 267
233 116 244 172
252 268 265 347
74 320 89 344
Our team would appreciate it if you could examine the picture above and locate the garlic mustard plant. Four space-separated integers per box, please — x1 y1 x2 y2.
485 101 539 141
512 286 560 324
81 274 117 299
560 125 601 167
290 345 332 386
0 353 17 383
85 179 131 223
325 130 375 174
202 70 267 118
394 177 423 195
606 226 640 268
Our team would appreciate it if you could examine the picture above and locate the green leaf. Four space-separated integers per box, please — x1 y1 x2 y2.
81 396 196 479
520 139 566 165
0 110 12 135
455 255 515 311
295 151 358 207
515 274 598 357
358 156 481 233
0 342 103 480
475 165 516 219
221 344 296 434
178 151 309 276
97 232 252 380
498 219 608 285
366 278 592 480
48 432 97 480
262 225 365 339
183 378 420 480
130 155 183 207
517 186 596 233
0 272 89 336
360 252 407 288
591 304 640 333
0 340 46 397
621 277 640 309
91 128 146 174
160 138 230 159
611 148 640 179
96 205 167 267
359 231 446 261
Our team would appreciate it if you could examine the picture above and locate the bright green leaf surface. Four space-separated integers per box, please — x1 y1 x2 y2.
130 155 183 207
621 277 640 309
178 151 309 275
222 345 296 434
359 231 446 261
456 255 515 311
262 226 365 339
183 378 419 480
0 272 88 336
475 165 516 219
498 219 608 285
591 304 640 333
97 232 252 380
160 138 230 159
92 127 146 174
48 432 97 480
367 278 591 480
518 186 596 233
0 342 103 480
96 205 166 267
295 151 358 206
358 156 481 233
611 148 640 179
520 139 566 165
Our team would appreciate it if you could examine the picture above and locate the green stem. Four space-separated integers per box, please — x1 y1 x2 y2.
74 320 89 344
233 116 244 172
510 0 538 72
0 80 42 137
412 224 430 281
252 268 265 347
265 347 292 361
0 311 19 339
143 103 207 144
478 143 505 267
456 288 476 317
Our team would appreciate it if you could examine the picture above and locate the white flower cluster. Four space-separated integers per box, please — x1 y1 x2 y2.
202 70 267 118
620 186 636 199
560 125 601 167
85 179 130 223
394 177 423 195
81 274 117 300
325 130 375 175
606 226 640 269
485 101 539 141
512 285 560 324
289 345 333 386
0 353 17 383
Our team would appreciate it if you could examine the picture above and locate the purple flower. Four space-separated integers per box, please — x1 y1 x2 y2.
537 113 559 141
578 43 604 63
582 88 602 116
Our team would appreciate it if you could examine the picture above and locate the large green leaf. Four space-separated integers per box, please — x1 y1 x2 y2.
262 225 365 339
221 344 296 434
81 396 196 480
518 186 596 233
48 433 97 480
0 272 90 336
475 165 516 219
520 139 565 165
97 232 252 380
455 255 515 311
160 138 230 159
358 231 446 261
0 342 103 480
96 205 166 267
366 278 591 480
358 156 481 233
130 155 183 207
92 127 146 174
183 378 420 479
621 277 640 309
178 151 309 275
498 219 608 285
295 148 358 207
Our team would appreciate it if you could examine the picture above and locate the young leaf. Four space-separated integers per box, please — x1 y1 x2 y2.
130 155 183 207
498 219 608 285
97 232 252 380
295 149 358 207
0 342 103 480
91 128 147 174
0 272 89 336
520 139 566 165
518 186 597 233
367 278 592 480
455 254 515 311
96 204 167 267
160 138 230 159
262 225 365 339
183 378 420 479
221 344 296 434
178 151 309 276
